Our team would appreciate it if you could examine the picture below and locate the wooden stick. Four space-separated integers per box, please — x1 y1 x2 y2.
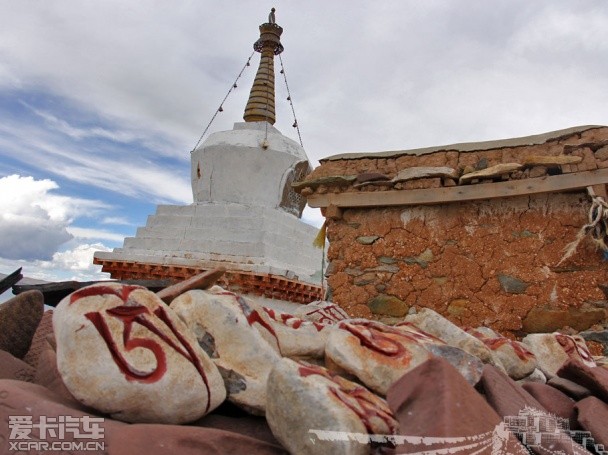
156 267 226 304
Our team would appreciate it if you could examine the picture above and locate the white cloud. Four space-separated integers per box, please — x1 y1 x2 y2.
0 119 192 205
66 227 128 243
0 175 113 260
1 0 607 164
43 243 112 276
25 103 142 143
101 216 132 226
0 242 112 284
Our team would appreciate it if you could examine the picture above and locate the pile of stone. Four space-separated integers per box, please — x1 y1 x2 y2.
1 274 608 454
294 125 608 195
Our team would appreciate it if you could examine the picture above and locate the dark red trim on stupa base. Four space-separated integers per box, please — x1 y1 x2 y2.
92 258 322 304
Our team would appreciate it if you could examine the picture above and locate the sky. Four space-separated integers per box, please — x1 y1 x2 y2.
0 0 607 285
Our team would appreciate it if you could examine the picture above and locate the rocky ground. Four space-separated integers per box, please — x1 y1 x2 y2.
1 276 608 454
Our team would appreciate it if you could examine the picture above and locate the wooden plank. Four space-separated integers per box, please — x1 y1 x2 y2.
306 169 608 209
0 268 23 295
156 268 226 304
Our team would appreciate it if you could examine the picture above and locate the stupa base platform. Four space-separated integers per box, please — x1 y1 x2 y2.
93 258 323 304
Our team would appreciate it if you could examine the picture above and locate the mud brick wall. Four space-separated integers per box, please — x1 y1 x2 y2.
325 194 608 337
299 126 608 337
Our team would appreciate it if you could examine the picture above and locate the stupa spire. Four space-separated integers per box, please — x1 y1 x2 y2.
243 8 284 125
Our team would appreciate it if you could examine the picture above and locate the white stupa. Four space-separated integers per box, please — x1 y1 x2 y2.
94 11 323 303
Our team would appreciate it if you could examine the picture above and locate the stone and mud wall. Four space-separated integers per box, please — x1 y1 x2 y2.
325 194 607 338
298 126 608 337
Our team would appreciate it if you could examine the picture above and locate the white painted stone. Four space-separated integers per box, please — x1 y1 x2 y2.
54 283 226 424
404 309 502 368
521 333 597 379
266 358 398 455
293 301 349 325
423 344 485 385
393 322 486 385
467 327 537 380
170 287 281 414
516 368 548 385
325 319 432 395
595 356 608 369
256 306 330 359
394 321 447 346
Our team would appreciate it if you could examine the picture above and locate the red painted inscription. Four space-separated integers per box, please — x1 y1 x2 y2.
79 284 213 411
468 329 535 362
298 363 397 435
394 322 446 345
556 334 594 363
340 321 415 359
305 305 347 324
70 285 143 305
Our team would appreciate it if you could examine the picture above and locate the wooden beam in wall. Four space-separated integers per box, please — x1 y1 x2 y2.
306 168 608 209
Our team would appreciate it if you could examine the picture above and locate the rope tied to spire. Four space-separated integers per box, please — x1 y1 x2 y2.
278 54 303 148
191 52 254 153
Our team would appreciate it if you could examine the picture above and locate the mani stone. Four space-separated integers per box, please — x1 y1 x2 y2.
266 358 398 455
516 368 547 385
293 300 349 325
256 306 330 359
394 322 485 384
170 287 281 415
597 356 608 370
393 321 447 346
404 308 500 368
522 333 597 379
325 319 431 395
54 283 226 424
423 344 485 386
468 327 537 379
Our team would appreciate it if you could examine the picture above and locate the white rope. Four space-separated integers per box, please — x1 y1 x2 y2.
278 54 303 147
191 52 254 152
558 194 608 265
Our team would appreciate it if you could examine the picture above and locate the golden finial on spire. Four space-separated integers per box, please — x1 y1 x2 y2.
243 8 283 125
